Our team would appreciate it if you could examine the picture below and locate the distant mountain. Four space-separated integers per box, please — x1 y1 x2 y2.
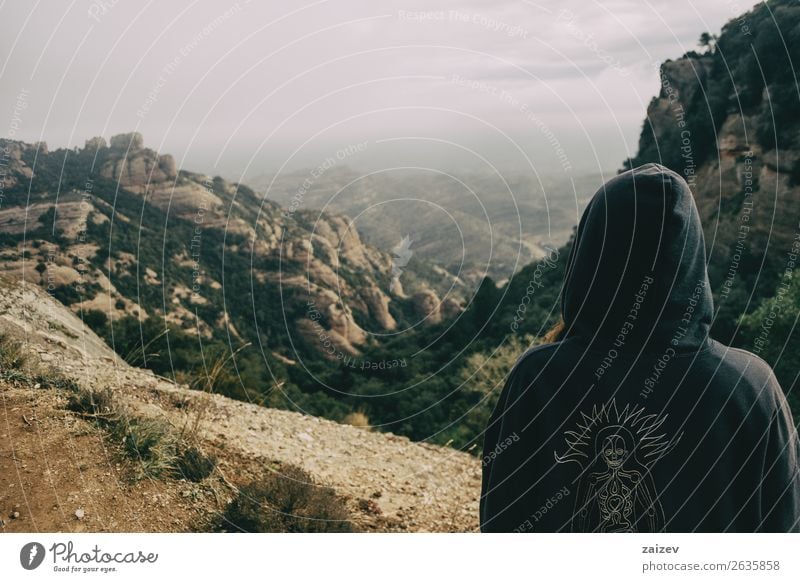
0 133 462 413
251 166 601 285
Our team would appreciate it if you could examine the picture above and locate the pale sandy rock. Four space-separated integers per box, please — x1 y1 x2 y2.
109 132 144 151
412 288 442 325
144 267 160 285
361 286 397 329
441 296 462 319
0 201 92 238
84 136 107 150
158 154 177 178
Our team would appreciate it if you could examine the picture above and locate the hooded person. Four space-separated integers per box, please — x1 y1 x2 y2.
480 163 800 533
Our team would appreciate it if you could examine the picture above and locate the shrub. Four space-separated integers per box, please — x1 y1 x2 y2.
67 387 114 415
224 464 353 532
50 283 83 305
175 445 216 482
342 411 370 428
0 334 26 371
739 271 800 424
110 415 178 479
66 386 217 482
34 368 81 391
82 309 108 330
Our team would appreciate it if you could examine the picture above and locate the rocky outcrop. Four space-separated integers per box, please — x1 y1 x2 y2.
640 54 800 264
109 131 144 151
84 136 107 150
629 0 800 349
0 141 33 188
412 289 443 325
408 289 462 325
90 132 178 190
660 57 713 108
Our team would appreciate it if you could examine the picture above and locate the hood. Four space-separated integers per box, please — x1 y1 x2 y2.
561 163 713 351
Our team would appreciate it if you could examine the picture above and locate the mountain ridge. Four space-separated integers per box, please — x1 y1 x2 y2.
0 133 467 421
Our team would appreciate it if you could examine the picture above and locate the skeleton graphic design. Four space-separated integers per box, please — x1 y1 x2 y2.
554 400 682 532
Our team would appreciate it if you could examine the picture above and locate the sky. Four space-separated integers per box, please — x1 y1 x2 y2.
0 0 743 181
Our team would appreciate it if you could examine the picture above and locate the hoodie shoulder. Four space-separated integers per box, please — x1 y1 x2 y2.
503 342 565 390
717 343 778 383
710 341 786 409
512 342 562 371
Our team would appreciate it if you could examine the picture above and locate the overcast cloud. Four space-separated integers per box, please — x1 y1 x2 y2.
0 0 738 180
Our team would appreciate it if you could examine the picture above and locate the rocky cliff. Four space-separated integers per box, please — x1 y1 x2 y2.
626 0 800 342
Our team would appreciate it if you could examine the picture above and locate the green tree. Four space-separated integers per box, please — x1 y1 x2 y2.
698 32 715 51
739 272 800 424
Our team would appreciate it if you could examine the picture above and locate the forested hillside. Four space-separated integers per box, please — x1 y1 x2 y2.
0 134 461 422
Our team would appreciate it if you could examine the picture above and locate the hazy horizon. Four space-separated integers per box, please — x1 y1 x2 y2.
1 0 738 182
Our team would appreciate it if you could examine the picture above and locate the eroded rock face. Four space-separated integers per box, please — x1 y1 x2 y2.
441 296 462 319
695 124 799 258
359 286 397 330
295 291 367 357
412 289 442 325
300 211 399 334
638 50 800 293
109 132 144 151
84 136 107 150
158 154 177 177
0 141 34 186
0 201 93 237
658 58 712 107
643 57 714 151
99 133 177 190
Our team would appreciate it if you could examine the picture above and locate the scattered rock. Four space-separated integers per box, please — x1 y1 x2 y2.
75 508 85 520
357 499 382 515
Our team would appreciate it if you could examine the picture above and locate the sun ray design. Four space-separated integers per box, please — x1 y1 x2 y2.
554 399 681 468
553 399 683 532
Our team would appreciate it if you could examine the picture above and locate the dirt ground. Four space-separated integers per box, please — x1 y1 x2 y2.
0 381 222 533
